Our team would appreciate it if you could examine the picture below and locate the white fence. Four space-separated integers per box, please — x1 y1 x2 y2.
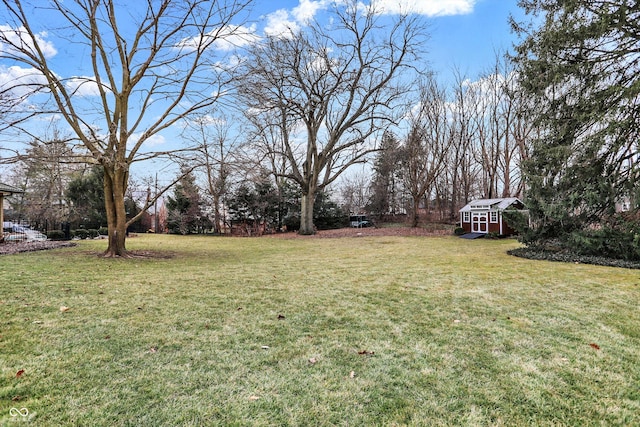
1 222 48 243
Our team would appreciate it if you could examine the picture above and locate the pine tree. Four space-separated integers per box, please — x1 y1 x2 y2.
512 0 640 259
368 132 404 219
66 166 107 229
166 169 207 235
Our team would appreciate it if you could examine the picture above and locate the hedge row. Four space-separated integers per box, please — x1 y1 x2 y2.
507 247 640 270
46 227 109 240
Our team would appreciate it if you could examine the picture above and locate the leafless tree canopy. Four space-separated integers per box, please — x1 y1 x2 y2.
236 0 428 234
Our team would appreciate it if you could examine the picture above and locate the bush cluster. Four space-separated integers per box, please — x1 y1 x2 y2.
45 228 110 240
46 230 66 240
508 247 640 270
567 226 640 261
72 229 101 239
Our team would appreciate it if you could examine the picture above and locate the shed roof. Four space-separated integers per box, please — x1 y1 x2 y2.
459 197 523 212
0 182 24 195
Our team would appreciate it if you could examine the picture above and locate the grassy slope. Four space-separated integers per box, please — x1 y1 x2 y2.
0 234 638 426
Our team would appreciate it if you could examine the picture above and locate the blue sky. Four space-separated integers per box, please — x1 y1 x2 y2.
248 0 525 79
426 0 523 77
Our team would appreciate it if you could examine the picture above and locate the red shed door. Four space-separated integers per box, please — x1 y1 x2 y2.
471 212 488 233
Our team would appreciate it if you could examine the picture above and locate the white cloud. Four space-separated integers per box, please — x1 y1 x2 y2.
177 24 260 52
0 64 48 98
264 0 333 37
65 76 103 97
213 24 260 51
263 0 474 38
129 132 166 148
263 9 300 38
144 134 166 147
292 0 330 23
0 24 57 58
370 0 475 16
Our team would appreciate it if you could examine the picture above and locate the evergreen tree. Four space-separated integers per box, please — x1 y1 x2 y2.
314 190 348 230
368 131 404 218
512 0 640 259
166 169 208 235
66 166 107 229
227 178 280 234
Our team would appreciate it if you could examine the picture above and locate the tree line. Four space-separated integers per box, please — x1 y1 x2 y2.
4 50 533 238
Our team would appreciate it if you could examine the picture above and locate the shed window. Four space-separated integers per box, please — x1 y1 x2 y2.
463 212 470 223
490 211 498 223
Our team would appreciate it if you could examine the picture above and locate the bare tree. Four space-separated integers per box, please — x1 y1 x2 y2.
445 70 482 218
338 171 371 215
9 127 87 229
182 114 241 234
470 54 529 200
237 0 427 234
0 0 250 256
402 76 452 227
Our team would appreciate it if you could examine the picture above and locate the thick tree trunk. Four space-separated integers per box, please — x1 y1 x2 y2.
213 193 222 234
299 190 315 235
103 166 129 257
411 195 420 228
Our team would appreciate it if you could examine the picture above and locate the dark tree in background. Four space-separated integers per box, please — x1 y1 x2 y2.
67 166 148 232
66 166 107 230
227 176 280 235
367 131 405 219
513 0 640 259
167 168 208 235
313 190 348 230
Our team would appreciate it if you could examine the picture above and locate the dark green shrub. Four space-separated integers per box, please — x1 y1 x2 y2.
98 227 108 235
47 230 66 240
87 229 100 239
74 229 89 239
283 216 300 232
313 190 348 230
567 226 640 261
454 227 465 236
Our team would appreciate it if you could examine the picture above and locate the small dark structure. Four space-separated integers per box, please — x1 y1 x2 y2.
459 198 526 236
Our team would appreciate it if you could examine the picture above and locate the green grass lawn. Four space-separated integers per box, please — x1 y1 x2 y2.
1 234 638 426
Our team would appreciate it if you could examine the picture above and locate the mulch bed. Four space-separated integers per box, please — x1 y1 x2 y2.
267 227 453 239
0 241 77 255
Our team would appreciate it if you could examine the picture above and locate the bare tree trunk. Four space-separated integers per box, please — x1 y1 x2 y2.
103 166 128 257
410 194 421 228
237 1 426 236
299 188 315 235
212 193 222 234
